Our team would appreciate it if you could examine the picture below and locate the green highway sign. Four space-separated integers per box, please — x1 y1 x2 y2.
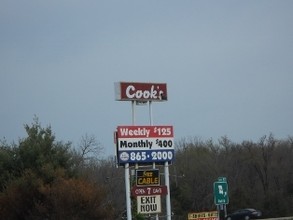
213 181 229 205
217 177 227 182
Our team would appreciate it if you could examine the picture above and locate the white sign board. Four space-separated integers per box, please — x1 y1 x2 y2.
137 195 161 214
116 125 174 164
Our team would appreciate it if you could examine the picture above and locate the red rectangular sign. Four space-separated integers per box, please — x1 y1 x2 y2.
116 126 173 138
132 185 168 197
115 82 167 101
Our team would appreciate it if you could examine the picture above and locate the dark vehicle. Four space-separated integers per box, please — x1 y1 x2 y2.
226 208 262 220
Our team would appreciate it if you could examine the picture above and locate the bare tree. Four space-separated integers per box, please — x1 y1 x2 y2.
78 134 104 164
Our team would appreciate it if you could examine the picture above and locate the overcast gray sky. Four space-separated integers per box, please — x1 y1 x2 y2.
1 0 293 157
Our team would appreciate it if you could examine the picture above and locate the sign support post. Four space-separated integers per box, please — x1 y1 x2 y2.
124 100 137 220
125 162 132 220
214 177 229 220
165 161 171 220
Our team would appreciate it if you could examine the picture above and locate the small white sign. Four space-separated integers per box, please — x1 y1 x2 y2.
137 195 161 214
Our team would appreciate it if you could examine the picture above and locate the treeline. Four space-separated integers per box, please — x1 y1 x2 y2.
171 136 293 218
0 119 292 219
0 120 115 220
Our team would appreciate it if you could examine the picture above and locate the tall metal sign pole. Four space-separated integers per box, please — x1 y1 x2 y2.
214 177 229 220
115 82 173 220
